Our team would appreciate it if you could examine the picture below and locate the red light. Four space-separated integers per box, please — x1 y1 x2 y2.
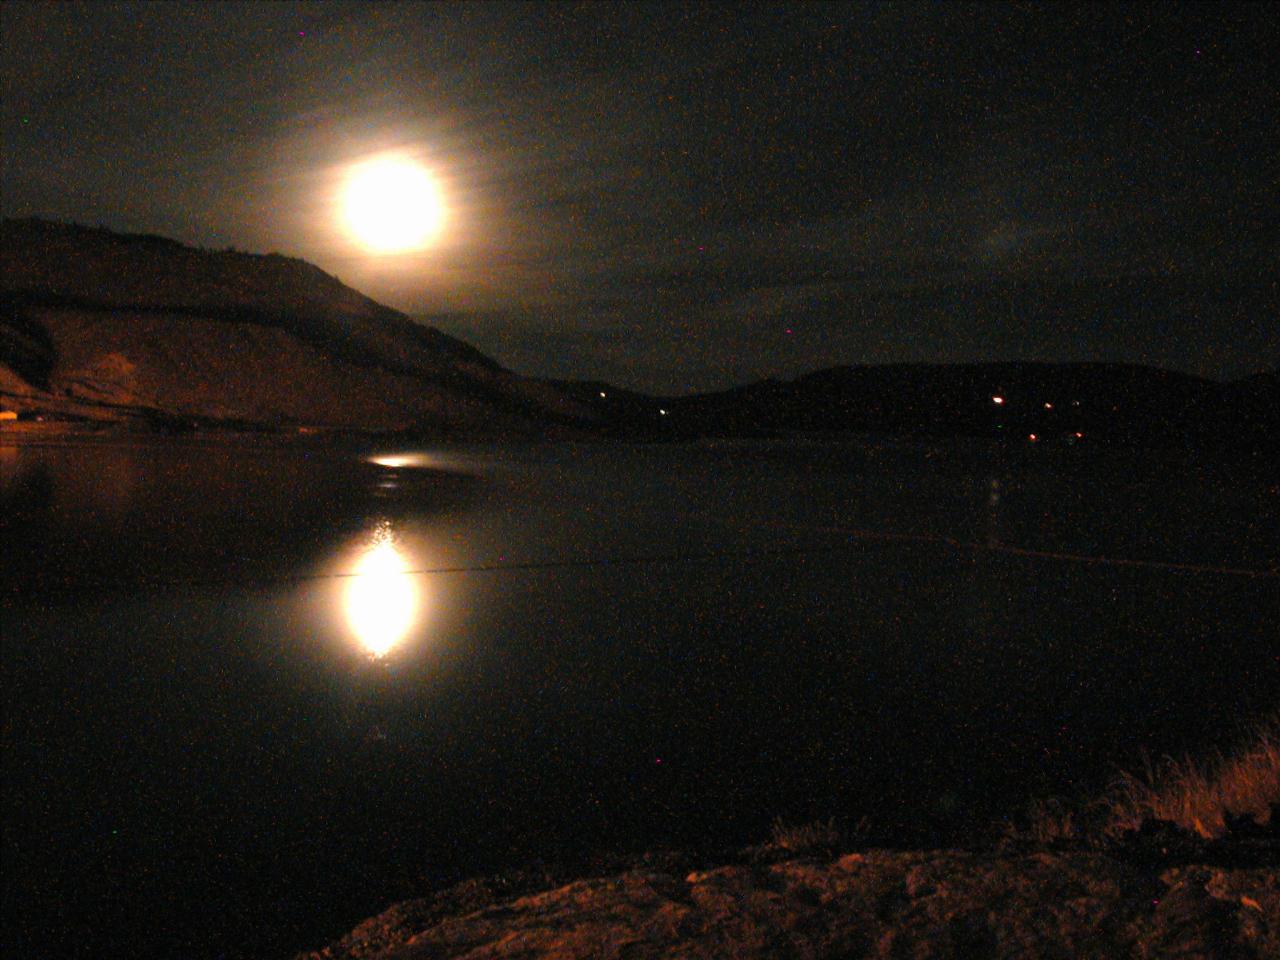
1028 433 1038 442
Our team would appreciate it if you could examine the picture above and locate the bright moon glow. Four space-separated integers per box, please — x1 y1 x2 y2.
341 155 445 254
345 525 419 657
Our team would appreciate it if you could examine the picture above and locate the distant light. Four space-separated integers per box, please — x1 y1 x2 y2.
599 391 607 398
1074 431 1083 438
1044 402 1053 410
992 395 1005 405
1028 433 1038 442
368 453 436 469
1071 400 1080 407
659 408 668 416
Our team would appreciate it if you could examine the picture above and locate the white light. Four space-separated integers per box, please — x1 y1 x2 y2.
659 408 668 416
368 453 435 469
992 395 1005 405
342 155 446 254
1044 402 1053 410
345 526 418 658
599 391 607 398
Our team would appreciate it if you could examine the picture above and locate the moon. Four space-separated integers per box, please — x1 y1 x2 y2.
341 155 446 254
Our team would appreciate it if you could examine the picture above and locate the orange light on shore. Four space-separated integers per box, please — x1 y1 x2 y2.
345 524 419 657
368 453 438 469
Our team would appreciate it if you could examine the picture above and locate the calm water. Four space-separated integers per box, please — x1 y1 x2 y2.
3 438 1277 959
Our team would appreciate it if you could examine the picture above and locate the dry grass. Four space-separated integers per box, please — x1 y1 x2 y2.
1012 797 1082 846
1104 716 1280 839
769 816 845 854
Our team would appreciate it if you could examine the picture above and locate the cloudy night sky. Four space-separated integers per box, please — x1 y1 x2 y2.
2 1 1275 393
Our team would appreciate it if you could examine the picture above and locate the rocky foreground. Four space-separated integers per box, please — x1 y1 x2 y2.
298 848 1278 959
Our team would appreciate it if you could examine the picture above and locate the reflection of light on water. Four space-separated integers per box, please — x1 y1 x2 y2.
370 453 434 469
346 523 419 658
0 444 18 483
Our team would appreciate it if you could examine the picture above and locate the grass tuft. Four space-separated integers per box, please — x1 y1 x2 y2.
1012 797 1083 846
769 816 845 854
1103 715 1280 839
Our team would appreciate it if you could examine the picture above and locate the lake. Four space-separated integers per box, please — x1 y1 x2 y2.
2 437 1276 959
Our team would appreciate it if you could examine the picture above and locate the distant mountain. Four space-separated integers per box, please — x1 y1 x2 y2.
3 219 1273 451
571 362 1279 454
0 218 593 434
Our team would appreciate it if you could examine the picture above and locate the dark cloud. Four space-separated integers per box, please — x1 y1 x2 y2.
2 1 1275 391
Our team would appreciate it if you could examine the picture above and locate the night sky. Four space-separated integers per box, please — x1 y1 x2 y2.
2 2 1276 393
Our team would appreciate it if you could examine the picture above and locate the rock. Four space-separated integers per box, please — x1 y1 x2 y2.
295 851 1280 959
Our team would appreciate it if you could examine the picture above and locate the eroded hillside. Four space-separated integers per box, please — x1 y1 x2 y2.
0 219 589 434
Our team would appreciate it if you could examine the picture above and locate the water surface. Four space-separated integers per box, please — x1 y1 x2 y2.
3 437 1276 959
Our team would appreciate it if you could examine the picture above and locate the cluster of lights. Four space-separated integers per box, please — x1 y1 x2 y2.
990 394 1087 445
992 395 1082 408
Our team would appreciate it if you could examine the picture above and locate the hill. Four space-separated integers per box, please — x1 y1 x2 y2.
0 219 592 435
646 362 1279 454
3 219 1273 448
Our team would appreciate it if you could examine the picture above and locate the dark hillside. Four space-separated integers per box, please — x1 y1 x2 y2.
0 219 590 434
658 362 1278 456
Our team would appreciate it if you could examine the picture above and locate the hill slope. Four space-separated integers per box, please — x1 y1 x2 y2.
4 219 1273 446
654 362 1280 452
0 219 591 434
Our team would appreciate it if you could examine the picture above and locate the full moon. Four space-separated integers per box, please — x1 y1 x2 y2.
341 155 446 254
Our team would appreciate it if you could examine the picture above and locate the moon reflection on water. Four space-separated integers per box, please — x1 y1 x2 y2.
344 522 420 658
